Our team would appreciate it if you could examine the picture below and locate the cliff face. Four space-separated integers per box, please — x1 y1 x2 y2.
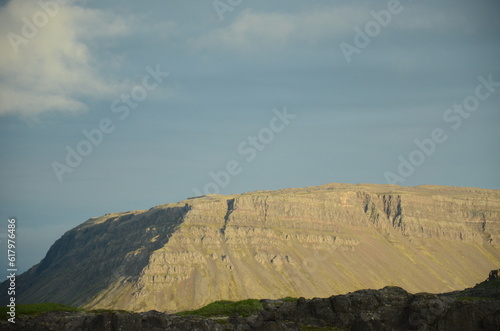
10 183 500 312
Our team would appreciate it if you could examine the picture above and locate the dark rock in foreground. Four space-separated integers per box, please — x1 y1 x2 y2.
262 286 500 331
1 310 222 331
2 284 499 331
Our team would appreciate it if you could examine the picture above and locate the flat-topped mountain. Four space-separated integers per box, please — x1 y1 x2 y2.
5 183 500 312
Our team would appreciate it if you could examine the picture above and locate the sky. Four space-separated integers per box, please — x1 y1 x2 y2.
0 0 499 273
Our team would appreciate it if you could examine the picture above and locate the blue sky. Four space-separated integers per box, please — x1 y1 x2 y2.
0 0 499 273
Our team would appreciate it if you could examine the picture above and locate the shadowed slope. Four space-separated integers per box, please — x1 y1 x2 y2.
5 204 189 308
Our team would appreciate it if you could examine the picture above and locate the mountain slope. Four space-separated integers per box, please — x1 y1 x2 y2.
7 183 500 312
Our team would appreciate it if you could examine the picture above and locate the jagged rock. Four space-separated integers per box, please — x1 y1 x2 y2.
0 310 223 331
245 285 500 331
2 283 499 331
2 183 500 312
489 269 500 281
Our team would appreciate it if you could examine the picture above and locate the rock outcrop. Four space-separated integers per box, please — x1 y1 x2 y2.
2 278 499 331
1 311 223 331
237 284 500 331
3 183 500 312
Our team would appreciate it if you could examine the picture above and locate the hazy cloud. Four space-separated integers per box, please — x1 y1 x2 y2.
0 0 132 118
393 10 471 32
191 7 370 53
191 4 480 56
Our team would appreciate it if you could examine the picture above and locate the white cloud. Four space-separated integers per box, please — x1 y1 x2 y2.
191 4 476 55
191 6 370 53
0 0 133 118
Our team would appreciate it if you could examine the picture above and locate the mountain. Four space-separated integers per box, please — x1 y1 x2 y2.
5 183 500 312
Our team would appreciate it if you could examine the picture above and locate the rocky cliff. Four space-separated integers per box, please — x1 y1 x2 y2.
5 183 500 312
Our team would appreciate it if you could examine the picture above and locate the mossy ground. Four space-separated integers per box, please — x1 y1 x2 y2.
280 296 298 302
0 303 134 319
176 299 264 317
475 277 500 289
1 303 83 318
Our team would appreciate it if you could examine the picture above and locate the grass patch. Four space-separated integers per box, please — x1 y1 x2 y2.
212 317 229 325
0 303 130 318
176 299 263 317
280 296 298 303
0 303 82 317
89 309 129 314
475 278 500 289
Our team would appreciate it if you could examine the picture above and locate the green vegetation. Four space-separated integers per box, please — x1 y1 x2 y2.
176 299 264 317
1 303 82 317
280 296 298 302
0 303 132 319
89 309 129 314
475 278 500 289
